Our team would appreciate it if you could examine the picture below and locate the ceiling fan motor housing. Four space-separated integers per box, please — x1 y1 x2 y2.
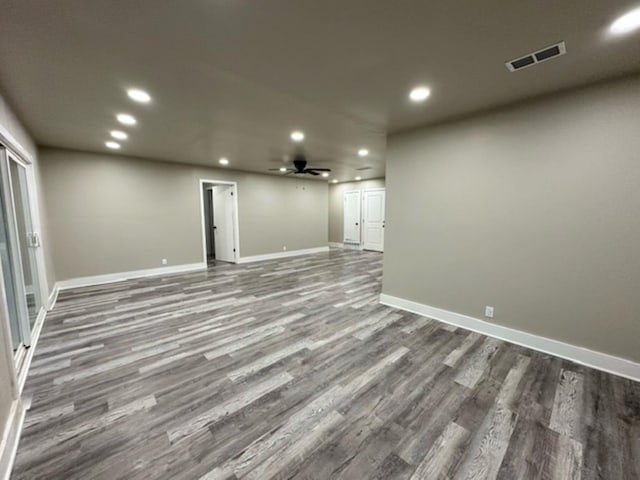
293 156 307 172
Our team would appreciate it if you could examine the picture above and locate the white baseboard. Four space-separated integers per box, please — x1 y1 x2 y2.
238 246 330 264
55 262 207 291
47 283 59 310
380 293 640 382
0 398 25 480
329 242 365 251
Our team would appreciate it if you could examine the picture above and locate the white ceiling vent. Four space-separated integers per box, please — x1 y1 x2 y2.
505 41 566 72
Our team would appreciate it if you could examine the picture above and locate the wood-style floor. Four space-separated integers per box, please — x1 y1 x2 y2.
13 249 640 479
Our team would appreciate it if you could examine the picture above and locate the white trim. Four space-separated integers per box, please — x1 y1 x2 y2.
199 179 240 264
48 283 60 310
55 262 207 291
329 242 342 248
0 397 25 480
0 123 34 165
16 306 46 394
238 246 329 264
380 293 640 382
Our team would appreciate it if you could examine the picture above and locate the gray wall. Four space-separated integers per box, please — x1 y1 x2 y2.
383 74 640 363
39 149 328 281
329 178 385 244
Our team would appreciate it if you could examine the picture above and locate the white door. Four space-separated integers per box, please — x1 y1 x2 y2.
363 189 385 252
211 185 236 262
343 190 361 245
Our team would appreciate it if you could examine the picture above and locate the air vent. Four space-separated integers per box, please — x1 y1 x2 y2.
506 41 566 72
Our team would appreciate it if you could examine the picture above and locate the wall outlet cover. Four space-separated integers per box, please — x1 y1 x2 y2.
162 258 168 265
485 306 494 318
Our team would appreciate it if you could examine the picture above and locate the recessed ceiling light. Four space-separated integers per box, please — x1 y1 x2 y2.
116 113 137 125
321 172 329 177
409 86 431 102
610 8 640 35
331 179 338 184
358 148 369 157
279 167 287 172
290 131 305 142
127 88 152 103
105 141 120 150
355 176 362 181
110 130 128 140
219 157 229 166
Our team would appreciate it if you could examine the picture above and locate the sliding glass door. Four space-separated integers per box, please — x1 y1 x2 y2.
0 146 44 354
8 156 42 325
0 186 24 349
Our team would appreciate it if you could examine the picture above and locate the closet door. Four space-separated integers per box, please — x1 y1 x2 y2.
343 190 361 245
362 189 385 252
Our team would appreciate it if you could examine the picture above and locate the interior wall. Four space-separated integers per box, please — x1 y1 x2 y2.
328 178 385 244
39 148 329 281
383 74 640 363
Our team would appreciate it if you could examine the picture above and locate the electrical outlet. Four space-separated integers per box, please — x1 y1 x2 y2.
282 246 287 251
485 306 494 318
162 258 168 265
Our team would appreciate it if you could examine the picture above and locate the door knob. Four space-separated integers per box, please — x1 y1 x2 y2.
355 222 359 226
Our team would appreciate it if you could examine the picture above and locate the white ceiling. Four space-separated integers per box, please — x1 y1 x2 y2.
0 1 639 182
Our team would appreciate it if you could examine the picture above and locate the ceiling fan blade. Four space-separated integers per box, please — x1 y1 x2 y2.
306 170 320 176
306 168 331 172
268 168 284 171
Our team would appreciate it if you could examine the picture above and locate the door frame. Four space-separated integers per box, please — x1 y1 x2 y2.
362 187 386 252
0 130 50 394
199 179 240 264
13 150 50 312
0 149 33 347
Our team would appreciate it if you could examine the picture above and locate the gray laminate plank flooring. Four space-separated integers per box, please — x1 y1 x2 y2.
12 249 640 479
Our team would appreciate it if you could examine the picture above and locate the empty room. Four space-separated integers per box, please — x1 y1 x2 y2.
0 2 639 479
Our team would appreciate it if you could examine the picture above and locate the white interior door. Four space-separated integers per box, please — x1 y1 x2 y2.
363 189 385 252
211 185 235 262
343 190 361 245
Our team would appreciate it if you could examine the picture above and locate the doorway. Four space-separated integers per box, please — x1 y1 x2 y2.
363 188 385 252
200 179 240 265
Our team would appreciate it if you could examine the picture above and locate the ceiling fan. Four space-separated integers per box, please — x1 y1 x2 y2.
269 153 331 176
